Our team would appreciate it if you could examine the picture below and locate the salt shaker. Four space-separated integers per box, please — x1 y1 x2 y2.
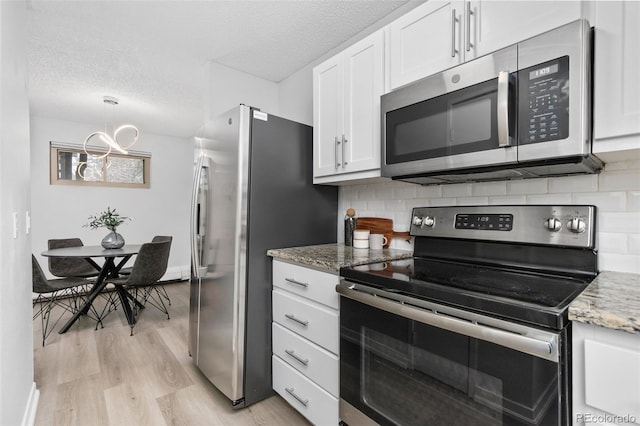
344 208 357 246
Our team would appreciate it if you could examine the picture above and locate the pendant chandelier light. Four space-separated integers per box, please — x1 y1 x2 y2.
84 96 139 158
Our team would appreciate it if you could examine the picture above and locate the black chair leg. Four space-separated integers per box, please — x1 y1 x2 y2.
143 286 170 320
41 301 51 347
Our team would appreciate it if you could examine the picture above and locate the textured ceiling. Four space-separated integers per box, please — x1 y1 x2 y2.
27 0 412 138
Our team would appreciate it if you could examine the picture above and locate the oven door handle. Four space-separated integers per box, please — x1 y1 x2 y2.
336 283 559 362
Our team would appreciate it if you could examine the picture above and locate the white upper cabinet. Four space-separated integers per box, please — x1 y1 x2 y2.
313 57 343 178
471 1 583 58
387 1 582 91
387 1 462 90
592 1 640 150
343 33 384 175
313 30 385 184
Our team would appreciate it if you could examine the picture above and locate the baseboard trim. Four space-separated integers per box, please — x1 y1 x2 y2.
163 265 189 281
21 382 39 426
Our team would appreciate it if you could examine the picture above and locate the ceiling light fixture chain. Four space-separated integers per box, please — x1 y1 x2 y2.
84 95 140 159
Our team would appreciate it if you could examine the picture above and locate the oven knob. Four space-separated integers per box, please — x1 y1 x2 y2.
423 216 435 227
413 216 423 226
567 217 586 233
544 217 562 232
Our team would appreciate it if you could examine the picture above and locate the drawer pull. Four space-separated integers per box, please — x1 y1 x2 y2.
285 349 309 366
285 277 309 288
284 314 309 327
285 387 309 407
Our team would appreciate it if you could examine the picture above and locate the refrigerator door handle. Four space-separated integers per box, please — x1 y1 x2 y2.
190 156 204 278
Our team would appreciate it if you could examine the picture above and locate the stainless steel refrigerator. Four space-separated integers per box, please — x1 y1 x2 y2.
189 105 337 408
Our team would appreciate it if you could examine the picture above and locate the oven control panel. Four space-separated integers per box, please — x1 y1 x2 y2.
454 213 513 231
411 205 595 248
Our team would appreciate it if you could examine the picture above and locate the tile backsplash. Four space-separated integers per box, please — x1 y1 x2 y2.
338 159 640 274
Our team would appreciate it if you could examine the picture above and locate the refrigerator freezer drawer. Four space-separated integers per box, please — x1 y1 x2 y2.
273 355 339 426
272 322 339 397
272 289 339 354
273 260 340 309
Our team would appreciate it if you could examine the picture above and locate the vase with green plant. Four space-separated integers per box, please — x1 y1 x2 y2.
85 206 131 249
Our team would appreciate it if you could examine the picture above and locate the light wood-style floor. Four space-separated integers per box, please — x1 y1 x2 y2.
33 281 310 426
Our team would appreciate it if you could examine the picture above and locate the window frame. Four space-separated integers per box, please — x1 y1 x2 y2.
49 142 151 189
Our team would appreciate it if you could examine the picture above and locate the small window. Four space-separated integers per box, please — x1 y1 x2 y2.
50 142 150 188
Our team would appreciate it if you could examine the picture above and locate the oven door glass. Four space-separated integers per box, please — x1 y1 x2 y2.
384 77 513 165
340 297 567 426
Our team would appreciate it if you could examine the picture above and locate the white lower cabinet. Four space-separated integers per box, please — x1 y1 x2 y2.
273 323 339 396
273 289 339 354
273 356 339 425
572 322 640 425
272 260 340 425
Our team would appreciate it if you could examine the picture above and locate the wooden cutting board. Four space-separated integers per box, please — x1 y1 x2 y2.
355 217 411 248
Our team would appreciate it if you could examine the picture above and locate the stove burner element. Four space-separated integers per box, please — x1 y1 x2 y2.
450 276 532 295
413 259 589 308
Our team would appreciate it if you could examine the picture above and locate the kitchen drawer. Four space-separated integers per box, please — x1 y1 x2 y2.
273 355 339 426
273 288 339 354
273 322 339 397
273 260 339 309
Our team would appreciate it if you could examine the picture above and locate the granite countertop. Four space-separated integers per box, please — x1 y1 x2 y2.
267 243 413 273
568 271 640 334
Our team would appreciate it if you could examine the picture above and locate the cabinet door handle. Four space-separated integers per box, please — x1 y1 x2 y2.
285 277 309 288
335 136 341 169
342 134 348 168
285 387 309 406
466 3 474 52
451 9 459 58
285 349 309 366
285 314 309 327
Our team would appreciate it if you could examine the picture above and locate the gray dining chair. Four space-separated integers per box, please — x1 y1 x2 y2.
118 235 173 306
48 238 100 278
106 239 171 335
32 255 89 346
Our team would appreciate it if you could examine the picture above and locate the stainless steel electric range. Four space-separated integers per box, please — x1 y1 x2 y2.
338 205 598 426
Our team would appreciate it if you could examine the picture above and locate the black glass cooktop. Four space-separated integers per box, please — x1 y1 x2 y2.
340 257 593 330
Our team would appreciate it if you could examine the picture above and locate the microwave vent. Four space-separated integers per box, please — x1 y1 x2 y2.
393 155 604 186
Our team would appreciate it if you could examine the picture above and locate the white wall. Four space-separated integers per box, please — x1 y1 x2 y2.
338 158 640 274
278 65 313 126
30 116 193 280
0 1 38 425
205 61 279 121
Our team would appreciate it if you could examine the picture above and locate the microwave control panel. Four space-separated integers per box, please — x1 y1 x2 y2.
518 56 570 145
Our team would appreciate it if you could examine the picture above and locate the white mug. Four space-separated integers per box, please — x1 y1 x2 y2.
369 233 388 250
353 229 370 240
353 238 369 249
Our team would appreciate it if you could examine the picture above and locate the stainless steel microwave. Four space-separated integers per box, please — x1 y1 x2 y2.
381 19 603 185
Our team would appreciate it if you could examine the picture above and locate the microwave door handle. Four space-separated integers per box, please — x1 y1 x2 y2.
497 71 512 147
